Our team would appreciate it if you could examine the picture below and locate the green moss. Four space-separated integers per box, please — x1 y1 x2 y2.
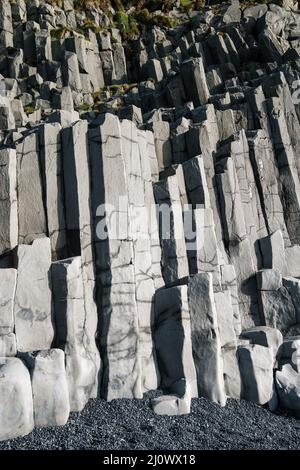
114 10 140 39
24 104 35 115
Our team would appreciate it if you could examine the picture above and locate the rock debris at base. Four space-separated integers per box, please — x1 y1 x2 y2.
1 0 300 442
0 394 300 450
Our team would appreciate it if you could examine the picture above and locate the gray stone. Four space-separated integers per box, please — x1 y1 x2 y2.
0 333 16 357
276 364 300 411
0 148 17 256
154 285 197 398
0 358 34 441
259 230 288 274
17 132 47 245
238 344 274 405
240 326 283 363
39 123 67 260
256 270 282 291
153 175 189 286
188 273 226 406
26 349 70 427
14 238 54 353
151 393 191 416
0 269 17 335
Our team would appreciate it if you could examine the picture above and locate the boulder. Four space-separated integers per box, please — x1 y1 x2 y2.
24 349 70 428
276 364 300 411
0 358 34 441
238 344 274 405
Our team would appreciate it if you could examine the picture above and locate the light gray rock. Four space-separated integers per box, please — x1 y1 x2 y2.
26 349 70 427
238 344 274 405
186 208 221 285
14 238 54 353
51 257 100 412
16 132 47 245
222 346 242 399
39 123 67 260
240 326 283 363
151 393 191 416
89 113 141 401
285 245 300 278
188 273 226 406
0 333 16 357
61 120 101 401
259 230 288 274
0 148 17 255
0 358 34 441
276 364 300 411
278 337 300 373
0 269 17 335
154 175 189 285
154 285 197 398
256 270 282 291
258 286 296 334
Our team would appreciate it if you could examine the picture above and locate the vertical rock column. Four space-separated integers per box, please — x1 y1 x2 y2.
153 175 189 285
89 113 142 400
14 238 54 353
51 257 99 411
0 148 18 255
0 269 17 357
16 131 47 245
61 120 101 399
121 120 159 392
188 273 226 406
39 122 67 260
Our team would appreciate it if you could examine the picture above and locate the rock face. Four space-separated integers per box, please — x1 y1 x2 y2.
1 0 300 439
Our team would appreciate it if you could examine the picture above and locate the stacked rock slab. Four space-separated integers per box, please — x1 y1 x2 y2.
2 0 300 439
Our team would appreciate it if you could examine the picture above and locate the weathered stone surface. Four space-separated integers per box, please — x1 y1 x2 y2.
188 273 226 406
39 123 67 259
0 149 18 255
154 175 189 286
154 285 197 398
276 364 300 411
89 113 141 401
16 132 47 245
25 349 70 428
258 286 296 334
51 257 99 412
14 238 54 353
240 326 283 363
238 344 274 405
151 393 191 416
256 269 282 291
0 269 17 335
0 333 16 357
0 358 34 441
277 337 300 373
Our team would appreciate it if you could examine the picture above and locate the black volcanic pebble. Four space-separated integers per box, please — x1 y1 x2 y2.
0 392 300 450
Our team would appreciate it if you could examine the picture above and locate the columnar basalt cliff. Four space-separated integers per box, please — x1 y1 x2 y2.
1 0 300 441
